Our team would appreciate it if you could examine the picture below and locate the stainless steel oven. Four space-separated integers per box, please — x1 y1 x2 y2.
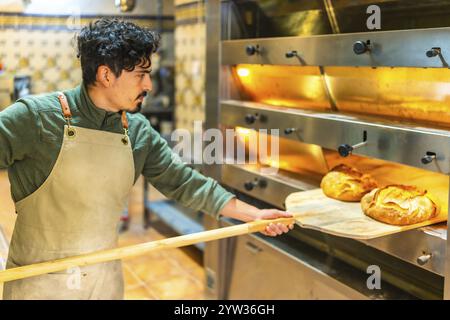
204 0 450 300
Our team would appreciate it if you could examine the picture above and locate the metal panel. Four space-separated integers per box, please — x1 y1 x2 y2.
445 175 450 299
222 27 450 67
362 227 447 276
221 100 450 174
222 164 318 208
227 233 367 299
203 214 226 300
204 0 222 181
204 0 223 301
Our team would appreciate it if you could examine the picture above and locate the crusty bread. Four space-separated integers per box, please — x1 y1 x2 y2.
320 164 377 202
361 185 438 225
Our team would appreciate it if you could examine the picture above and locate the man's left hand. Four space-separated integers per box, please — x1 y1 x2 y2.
218 198 295 237
253 209 294 237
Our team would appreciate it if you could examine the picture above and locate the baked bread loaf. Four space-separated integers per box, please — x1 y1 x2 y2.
361 185 438 225
320 164 377 202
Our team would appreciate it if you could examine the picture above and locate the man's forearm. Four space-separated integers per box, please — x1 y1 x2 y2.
216 197 294 236
217 197 261 222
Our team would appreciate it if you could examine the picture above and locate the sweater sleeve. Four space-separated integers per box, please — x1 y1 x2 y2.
141 125 235 219
0 102 39 169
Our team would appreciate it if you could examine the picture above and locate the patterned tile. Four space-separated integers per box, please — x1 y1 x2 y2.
0 28 80 94
0 15 172 95
174 9 206 132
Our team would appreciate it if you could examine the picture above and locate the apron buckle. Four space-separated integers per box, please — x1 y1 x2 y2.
122 128 129 145
67 127 76 138
65 117 76 137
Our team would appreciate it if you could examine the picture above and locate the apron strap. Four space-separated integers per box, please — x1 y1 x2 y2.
57 91 129 143
57 92 72 120
121 111 128 130
57 92 74 134
121 111 129 145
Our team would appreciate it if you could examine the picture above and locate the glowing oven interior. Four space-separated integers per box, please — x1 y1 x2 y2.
229 64 450 214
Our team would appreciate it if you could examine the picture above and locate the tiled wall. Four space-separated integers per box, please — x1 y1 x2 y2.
0 27 82 93
174 0 205 133
0 13 174 95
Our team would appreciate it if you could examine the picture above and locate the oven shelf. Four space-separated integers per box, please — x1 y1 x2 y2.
223 163 447 276
221 99 450 174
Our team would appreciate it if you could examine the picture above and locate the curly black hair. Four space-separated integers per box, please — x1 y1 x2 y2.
76 18 160 86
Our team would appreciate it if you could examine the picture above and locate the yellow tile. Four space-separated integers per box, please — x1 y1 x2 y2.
124 285 156 300
118 231 148 247
147 275 204 300
126 255 182 283
182 291 207 300
183 266 206 281
122 263 143 290
166 248 202 269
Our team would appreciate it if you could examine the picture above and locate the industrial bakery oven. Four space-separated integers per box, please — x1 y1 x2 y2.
203 0 450 299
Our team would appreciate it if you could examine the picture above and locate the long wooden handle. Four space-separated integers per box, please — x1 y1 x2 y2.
0 216 297 283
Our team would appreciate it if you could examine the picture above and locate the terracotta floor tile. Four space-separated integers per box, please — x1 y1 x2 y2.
122 263 143 290
183 266 206 282
124 284 157 300
146 275 205 300
182 291 207 300
166 250 203 271
125 255 183 283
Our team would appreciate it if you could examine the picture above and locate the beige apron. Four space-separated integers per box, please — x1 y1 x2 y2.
3 93 134 300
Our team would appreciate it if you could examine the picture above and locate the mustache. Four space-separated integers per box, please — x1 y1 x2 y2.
136 91 147 100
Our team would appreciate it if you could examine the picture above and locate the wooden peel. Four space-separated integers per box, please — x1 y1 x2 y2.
286 189 447 240
0 215 298 283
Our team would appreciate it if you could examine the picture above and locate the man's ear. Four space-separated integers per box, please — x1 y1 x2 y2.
96 65 114 87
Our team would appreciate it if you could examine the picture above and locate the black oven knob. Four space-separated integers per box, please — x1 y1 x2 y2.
426 47 441 58
353 41 369 55
421 152 436 164
245 114 257 124
244 181 255 191
417 253 432 265
246 45 259 56
244 179 267 191
338 144 353 157
285 50 298 58
284 128 297 135
258 179 267 188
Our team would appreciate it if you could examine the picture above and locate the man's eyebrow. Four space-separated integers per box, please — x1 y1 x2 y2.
136 69 152 73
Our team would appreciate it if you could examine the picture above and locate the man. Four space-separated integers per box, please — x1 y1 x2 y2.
0 18 293 300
